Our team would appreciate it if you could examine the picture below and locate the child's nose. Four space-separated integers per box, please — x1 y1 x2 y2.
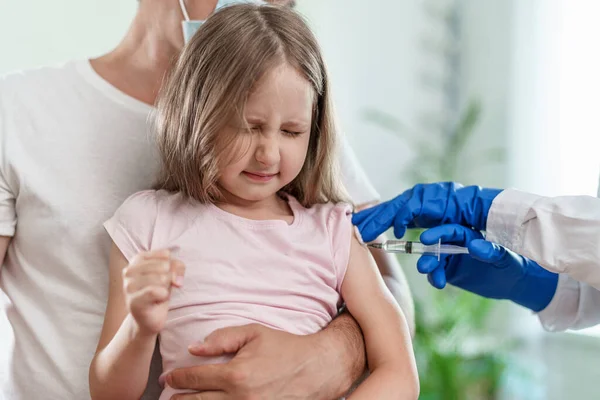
255 136 280 166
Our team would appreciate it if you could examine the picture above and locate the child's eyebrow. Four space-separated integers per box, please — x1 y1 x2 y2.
245 117 266 125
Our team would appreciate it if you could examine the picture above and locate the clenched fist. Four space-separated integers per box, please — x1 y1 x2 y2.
122 249 185 335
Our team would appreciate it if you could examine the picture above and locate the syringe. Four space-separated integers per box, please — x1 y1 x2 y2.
367 240 469 260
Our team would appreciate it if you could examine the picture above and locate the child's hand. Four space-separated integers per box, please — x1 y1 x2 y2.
123 249 185 336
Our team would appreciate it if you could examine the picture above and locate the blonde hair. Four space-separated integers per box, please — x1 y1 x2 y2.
155 4 349 207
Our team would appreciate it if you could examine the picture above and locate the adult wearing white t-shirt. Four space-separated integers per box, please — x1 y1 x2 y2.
0 1 414 399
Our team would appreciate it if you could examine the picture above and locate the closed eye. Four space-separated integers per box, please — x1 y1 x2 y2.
282 129 304 137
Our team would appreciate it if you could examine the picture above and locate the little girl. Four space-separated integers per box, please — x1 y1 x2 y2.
89 4 418 400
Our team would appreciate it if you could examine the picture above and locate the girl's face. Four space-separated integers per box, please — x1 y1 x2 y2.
217 62 314 205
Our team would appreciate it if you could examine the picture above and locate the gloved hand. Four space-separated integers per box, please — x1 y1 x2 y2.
352 182 502 242
417 224 558 312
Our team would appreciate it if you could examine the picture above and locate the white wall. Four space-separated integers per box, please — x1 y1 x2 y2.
504 0 564 196
297 0 448 201
0 0 136 73
503 0 600 198
459 0 512 188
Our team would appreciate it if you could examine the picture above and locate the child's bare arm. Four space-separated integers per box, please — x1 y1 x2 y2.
341 235 419 400
355 202 415 337
89 244 184 400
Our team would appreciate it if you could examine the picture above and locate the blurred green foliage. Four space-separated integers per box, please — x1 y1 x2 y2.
364 100 512 399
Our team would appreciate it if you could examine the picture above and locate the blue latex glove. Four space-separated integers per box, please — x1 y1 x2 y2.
417 224 558 312
352 182 502 242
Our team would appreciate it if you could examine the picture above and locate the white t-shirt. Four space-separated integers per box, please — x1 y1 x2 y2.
0 60 379 400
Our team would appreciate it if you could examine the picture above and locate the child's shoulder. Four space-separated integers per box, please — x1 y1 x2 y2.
119 189 190 212
295 200 357 277
114 190 206 229
111 190 209 249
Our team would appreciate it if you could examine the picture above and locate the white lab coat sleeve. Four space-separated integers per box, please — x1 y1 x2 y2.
485 188 600 289
537 274 600 331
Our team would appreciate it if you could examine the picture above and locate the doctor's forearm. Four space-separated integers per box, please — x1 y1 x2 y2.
538 275 600 332
487 189 600 289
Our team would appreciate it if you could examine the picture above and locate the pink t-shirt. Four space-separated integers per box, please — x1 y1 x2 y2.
104 190 353 399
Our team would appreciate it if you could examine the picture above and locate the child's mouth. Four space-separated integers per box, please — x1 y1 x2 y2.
243 171 277 182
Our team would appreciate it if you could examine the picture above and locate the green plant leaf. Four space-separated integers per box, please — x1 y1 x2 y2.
450 99 482 154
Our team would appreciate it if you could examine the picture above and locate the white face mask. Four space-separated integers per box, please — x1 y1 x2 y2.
179 0 266 43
